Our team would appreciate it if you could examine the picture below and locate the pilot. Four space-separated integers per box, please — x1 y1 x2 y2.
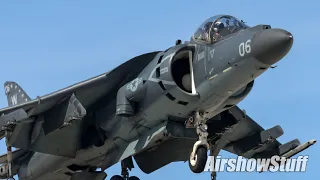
213 21 225 40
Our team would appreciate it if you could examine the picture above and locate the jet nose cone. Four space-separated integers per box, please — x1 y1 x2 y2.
252 29 293 65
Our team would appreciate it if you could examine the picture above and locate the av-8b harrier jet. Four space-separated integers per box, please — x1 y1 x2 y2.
0 15 316 180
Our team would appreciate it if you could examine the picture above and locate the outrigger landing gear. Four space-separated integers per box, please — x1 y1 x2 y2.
110 160 140 180
2 128 15 180
187 111 210 173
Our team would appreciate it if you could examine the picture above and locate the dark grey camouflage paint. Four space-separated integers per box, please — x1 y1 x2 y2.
0 17 311 180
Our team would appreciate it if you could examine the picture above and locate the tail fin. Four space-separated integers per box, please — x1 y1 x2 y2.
4 81 31 106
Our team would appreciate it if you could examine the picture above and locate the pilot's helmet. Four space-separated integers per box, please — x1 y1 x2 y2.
213 21 224 32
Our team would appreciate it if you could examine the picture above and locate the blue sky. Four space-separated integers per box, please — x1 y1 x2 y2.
0 0 318 179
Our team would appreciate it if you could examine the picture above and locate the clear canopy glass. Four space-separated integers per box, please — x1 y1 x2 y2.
192 15 248 44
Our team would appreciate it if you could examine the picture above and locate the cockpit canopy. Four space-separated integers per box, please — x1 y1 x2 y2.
192 15 248 44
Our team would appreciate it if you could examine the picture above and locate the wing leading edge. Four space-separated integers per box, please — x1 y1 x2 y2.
0 51 160 118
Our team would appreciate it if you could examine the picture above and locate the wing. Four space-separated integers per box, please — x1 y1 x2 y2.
0 51 160 117
214 105 316 170
0 51 161 157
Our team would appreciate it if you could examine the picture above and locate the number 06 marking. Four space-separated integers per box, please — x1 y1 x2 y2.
239 39 251 57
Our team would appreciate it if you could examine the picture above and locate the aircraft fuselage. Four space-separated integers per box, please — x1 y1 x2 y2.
17 24 293 180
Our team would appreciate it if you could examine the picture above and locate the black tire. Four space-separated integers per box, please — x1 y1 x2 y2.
110 175 123 180
128 176 140 180
188 146 208 173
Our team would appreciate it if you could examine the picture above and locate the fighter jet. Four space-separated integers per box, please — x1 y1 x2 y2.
0 14 316 180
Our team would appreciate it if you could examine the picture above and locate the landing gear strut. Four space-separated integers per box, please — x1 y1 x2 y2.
186 111 237 180
1 128 15 180
187 112 210 173
210 149 217 180
110 160 140 180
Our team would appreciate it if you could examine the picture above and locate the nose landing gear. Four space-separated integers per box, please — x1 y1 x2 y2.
188 123 210 173
186 112 210 173
186 111 237 180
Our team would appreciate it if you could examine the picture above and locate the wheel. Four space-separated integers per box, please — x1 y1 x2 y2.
128 176 140 180
189 146 208 173
110 175 123 180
